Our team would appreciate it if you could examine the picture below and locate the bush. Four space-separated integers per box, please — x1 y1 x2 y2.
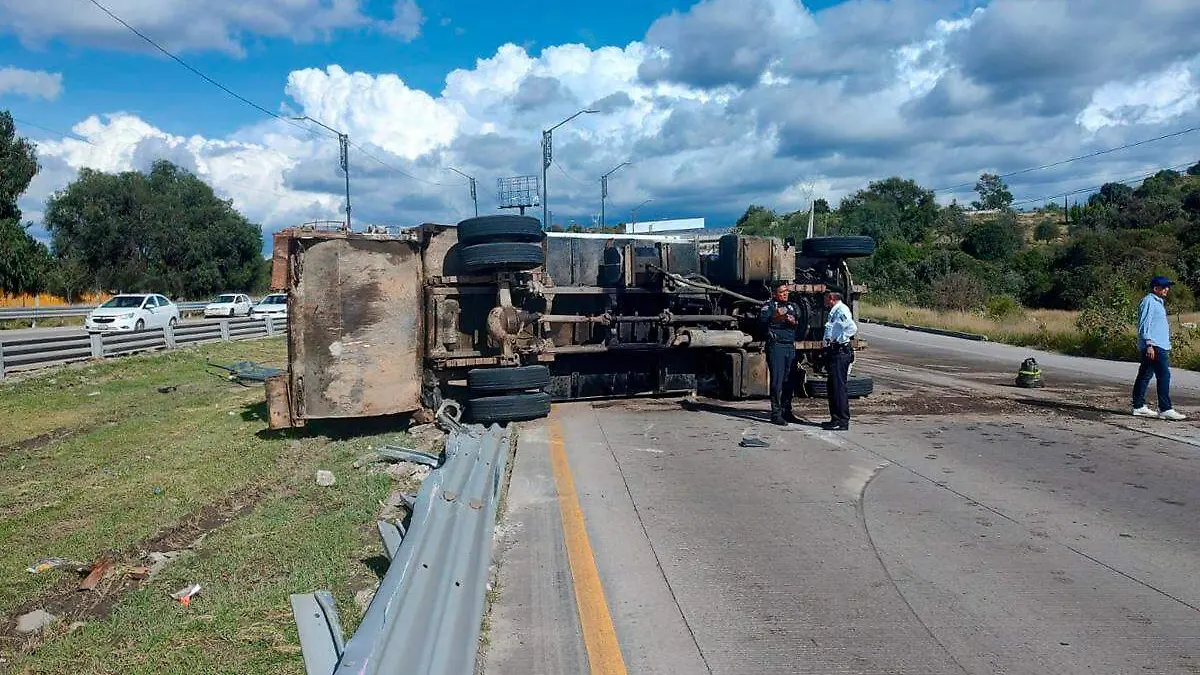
986 295 1023 320
931 271 988 312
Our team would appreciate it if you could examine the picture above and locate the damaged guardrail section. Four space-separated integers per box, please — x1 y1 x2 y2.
290 423 511 675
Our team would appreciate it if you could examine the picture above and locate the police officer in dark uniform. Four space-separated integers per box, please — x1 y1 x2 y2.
760 281 801 425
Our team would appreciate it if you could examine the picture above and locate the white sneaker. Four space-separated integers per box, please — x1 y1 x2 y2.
1132 406 1158 417
1158 409 1188 421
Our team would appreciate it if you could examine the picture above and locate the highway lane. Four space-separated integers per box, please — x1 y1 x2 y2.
485 326 1200 675
0 315 255 341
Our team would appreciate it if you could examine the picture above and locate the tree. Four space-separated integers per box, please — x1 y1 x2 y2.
0 110 52 294
46 160 264 299
1188 161 1200 177
972 173 1013 211
1090 182 1134 210
813 198 830 214
838 177 938 244
735 205 778 235
962 213 1023 262
1034 218 1061 242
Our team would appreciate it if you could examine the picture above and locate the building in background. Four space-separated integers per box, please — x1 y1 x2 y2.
624 217 705 234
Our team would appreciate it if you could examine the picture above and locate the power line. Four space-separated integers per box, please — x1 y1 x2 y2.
85 0 316 137
1010 161 1196 208
348 140 463 186
935 124 1200 193
553 160 588 186
10 116 97 146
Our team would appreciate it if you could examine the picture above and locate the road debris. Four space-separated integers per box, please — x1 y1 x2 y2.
26 558 72 574
739 429 770 448
207 360 284 385
316 470 336 487
15 609 56 634
147 551 186 579
157 385 178 394
171 584 202 608
78 557 116 591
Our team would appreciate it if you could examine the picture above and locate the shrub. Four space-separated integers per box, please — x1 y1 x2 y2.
931 271 988 312
985 294 1023 320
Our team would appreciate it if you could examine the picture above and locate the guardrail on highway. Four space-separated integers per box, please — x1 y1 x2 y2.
291 422 511 675
0 302 210 324
0 316 286 379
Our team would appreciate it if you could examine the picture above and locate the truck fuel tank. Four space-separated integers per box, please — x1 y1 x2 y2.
711 234 795 286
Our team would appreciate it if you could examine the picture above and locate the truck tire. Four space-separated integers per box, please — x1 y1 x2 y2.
801 236 876 258
467 365 551 394
805 374 874 399
461 242 544 272
457 215 544 246
469 391 552 424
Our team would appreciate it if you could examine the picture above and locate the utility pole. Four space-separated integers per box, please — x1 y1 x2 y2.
448 167 478 217
601 161 630 228
294 116 352 231
631 198 653 232
542 108 599 230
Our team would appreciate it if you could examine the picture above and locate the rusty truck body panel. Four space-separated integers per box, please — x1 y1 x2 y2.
267 219 870 429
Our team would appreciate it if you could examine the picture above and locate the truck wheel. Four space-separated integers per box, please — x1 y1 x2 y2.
801 236 876 258
805 374 874 399
461 242 544 272
457 215 545 246
468 391 552 424
467 365 551 394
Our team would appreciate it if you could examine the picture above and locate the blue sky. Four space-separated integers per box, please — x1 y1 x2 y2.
1 0 1198 238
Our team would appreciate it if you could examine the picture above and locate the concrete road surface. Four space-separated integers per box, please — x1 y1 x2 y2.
484 325 1200 675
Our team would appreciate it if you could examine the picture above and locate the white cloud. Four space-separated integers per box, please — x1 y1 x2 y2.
17 0 1200 238
0 0 423 54
382 0 424 41
0 67 63 100
1077 59 1200 133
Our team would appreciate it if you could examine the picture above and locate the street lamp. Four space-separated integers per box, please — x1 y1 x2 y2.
294 116 351 231
631 198 653 232
600 161 630 228
447 167 478 217
542 108 599 230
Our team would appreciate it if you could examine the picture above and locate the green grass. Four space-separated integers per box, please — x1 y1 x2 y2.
0 338 415 674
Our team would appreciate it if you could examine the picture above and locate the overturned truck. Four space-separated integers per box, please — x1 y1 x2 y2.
263 216 875 429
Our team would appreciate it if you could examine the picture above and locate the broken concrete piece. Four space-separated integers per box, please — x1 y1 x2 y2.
354 588 376 613
316 470 336 487
15 609 56 634
146 551 185 580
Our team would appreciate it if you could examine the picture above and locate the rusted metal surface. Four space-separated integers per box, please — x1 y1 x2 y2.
265 375 294 430
271 230 292 291
712 234 796 285
289 235 425 420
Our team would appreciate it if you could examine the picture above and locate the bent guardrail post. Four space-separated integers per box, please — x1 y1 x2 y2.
290 589 348 675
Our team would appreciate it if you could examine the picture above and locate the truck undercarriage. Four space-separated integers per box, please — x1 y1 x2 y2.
265 217 874 429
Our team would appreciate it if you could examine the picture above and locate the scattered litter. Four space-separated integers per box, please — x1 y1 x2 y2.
739 429 770 448
87 391 101 397
15 609 56 634
228 411 237 416
157 385 178 394
207 360 284 384
127 566 152 580
26 558 71 574
153 487 164 495
171 584 202 608
79 557 116 591
316 470 336 487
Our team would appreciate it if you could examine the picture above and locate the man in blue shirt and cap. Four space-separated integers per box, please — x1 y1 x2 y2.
1132 276 1187 421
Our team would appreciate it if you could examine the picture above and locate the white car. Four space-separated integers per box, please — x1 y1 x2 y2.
204 293 253 318
85 294 181 333
250 293 288 320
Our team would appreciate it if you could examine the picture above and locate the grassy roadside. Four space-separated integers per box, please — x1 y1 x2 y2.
0 338 416 674
861 301 1200 369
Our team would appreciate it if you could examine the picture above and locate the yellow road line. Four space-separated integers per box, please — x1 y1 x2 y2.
548 417 629 675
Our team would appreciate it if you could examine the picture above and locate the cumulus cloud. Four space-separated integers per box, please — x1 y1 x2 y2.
1077 59 1200 133
0 0 424 54
16 0 1200 239
0 67 63 100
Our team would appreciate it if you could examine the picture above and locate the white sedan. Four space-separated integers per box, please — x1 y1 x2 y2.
250 293 288 320
85 294 181 333
204 293 253 318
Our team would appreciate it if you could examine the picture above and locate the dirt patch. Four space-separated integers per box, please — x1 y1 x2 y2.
0 484 270 649
0 428 76 459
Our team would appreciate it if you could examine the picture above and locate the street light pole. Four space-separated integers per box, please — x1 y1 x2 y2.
448 167 478 217
631 198 653 232
542 108 599 230
294 116 352 231
601 161 630 228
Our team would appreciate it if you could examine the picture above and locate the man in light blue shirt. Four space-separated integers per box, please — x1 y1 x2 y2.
1132 276 1186 420
822 291 858 430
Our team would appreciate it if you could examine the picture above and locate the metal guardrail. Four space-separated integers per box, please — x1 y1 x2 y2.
0 302 212 323
0 316 287 379
291 422 511 675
